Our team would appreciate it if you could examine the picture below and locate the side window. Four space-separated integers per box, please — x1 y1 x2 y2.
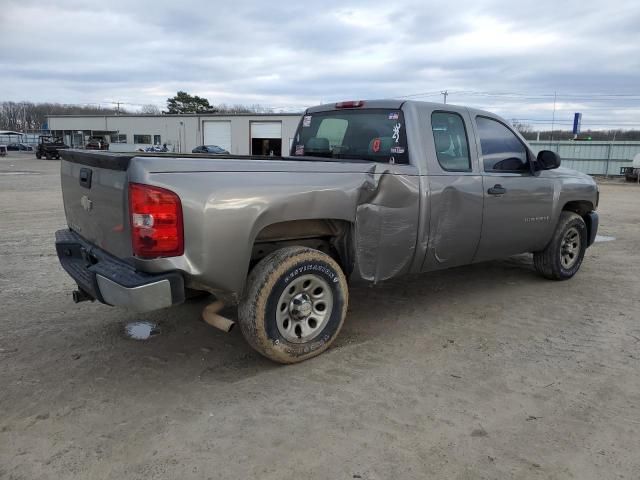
431 112 471 171
476 117 528 172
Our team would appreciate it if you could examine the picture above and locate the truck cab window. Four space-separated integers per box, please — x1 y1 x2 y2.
292 109 409 164
431 112 471 171
476 117 528 173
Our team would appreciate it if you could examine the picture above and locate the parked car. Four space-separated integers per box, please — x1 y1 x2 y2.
143 144 169 153
192 145 229 154
55 99 599 363
620 153 640 182
6 143 33 151
0 145 6 156
85 137 109 150
36 136 69 160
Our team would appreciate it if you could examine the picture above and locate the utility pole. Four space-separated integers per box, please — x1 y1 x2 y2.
441 90 448 104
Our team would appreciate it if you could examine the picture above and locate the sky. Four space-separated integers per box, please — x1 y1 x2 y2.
1 0 640 130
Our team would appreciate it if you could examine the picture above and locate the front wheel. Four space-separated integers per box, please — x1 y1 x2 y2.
238 246 348 364
36 152 42 159
533 211 587 280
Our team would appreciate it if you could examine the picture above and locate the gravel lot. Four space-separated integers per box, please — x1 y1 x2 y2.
1 152 639 480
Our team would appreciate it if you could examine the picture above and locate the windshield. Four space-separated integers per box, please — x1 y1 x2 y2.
291 108 408 163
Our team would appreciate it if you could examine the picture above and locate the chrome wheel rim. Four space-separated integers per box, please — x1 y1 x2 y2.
560 227 581 269
275 274 333 343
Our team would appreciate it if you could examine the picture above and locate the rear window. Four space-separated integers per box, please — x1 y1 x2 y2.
291 109 408 163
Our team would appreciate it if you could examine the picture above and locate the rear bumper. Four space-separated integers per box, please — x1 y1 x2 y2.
55 229 185 312
585 211 599 247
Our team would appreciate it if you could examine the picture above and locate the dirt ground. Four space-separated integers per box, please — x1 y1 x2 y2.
1 152 639 480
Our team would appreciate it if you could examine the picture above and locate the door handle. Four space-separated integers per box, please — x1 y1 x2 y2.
79 168 92 189
488 184 506 195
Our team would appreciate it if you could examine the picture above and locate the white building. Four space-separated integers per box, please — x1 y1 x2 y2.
46 113 303 155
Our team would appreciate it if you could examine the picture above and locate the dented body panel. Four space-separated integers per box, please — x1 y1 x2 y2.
58 100 599 303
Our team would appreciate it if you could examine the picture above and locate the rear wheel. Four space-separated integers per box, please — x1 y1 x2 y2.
45 152 52 160
36 152 42 159
238 246 348 364
533 211 587 280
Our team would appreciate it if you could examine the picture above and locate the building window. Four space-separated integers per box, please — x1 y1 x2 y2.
110 134 127 144
153 135 162 145
134 134 152 144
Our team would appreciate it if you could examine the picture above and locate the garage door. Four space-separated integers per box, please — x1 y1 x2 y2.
203 121 231 152
251 122 281 139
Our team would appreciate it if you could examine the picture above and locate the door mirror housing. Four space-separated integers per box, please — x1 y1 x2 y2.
536 150 561 170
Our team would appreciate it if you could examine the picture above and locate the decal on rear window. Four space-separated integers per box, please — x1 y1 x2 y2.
302 115 312 128
392 123 402 143
295 144 304 155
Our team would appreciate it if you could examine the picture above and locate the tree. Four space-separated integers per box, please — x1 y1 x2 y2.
166 91 213 114
0 101 126 131
140 104 161 115
511 119 533 135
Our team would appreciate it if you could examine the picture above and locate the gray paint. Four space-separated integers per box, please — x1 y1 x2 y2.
59 100 599 304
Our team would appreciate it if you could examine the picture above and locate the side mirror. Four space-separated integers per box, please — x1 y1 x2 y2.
537 150 561 170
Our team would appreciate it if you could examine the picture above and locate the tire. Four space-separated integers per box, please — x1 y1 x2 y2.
36 152 42 159
533 211 587 280
238 246 348 364
55 155 61 160
45 152 52 160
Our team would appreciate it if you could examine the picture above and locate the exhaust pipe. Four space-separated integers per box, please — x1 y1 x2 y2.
72 289 94 303
202 300 235 333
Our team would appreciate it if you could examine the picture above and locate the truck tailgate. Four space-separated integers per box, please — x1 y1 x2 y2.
60 150 132 258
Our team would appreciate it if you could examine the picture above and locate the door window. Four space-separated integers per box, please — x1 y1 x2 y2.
431 112 471 171
476 117 529 172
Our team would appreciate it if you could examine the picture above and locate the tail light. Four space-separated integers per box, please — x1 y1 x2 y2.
128 183 183 258
335 100 364 109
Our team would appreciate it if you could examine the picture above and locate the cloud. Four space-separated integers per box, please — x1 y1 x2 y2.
1 0 639 128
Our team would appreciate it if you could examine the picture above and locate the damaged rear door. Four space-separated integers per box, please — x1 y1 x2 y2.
422 109 483 271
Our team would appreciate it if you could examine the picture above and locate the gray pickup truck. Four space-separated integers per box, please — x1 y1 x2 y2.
55 99 599 363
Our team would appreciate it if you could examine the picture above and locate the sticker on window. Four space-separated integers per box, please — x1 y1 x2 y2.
302 115 312 127
372 138 381 153
392 123 402 143
295 144 304 155
388 112 399 120
390 146 405 154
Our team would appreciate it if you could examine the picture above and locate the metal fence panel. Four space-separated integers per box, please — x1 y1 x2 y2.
529 141 640 175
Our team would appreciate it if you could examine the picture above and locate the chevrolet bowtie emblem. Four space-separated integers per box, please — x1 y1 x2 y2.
80 195 93 212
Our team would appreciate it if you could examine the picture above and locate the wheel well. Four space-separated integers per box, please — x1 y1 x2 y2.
562 200 595 240
562 200 594 217
251 219 353 273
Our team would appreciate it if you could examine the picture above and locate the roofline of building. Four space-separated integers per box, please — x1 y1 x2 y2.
46 112 303 119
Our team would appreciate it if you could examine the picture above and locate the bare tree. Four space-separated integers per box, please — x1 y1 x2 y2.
140 104 161 115
0 101 127 131
511 119 533 135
